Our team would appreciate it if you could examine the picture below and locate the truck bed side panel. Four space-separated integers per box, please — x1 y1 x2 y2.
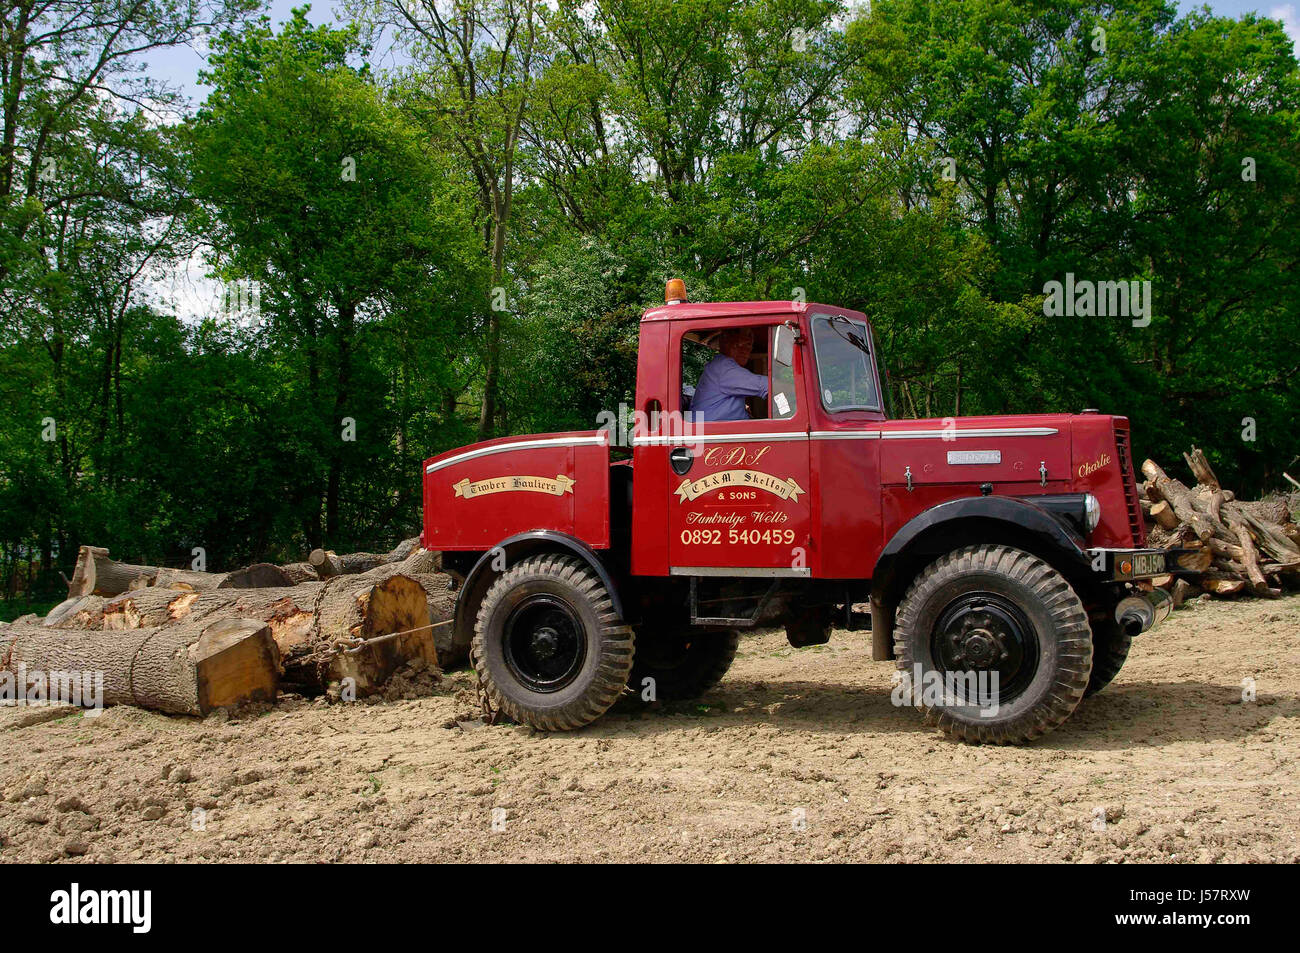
422 431 611 551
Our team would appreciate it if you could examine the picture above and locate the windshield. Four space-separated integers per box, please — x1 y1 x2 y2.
811 314 880 412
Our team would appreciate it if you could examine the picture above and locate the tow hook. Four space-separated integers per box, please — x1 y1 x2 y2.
1114 590 1173 637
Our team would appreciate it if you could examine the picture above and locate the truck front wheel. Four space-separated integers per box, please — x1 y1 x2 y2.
893 544 1093 744
473 554 634 731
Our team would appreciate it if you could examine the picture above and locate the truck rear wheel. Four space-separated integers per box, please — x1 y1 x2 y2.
628 628 739 701
1085 618 1131 696
472 554 634 731
893 544 1093 744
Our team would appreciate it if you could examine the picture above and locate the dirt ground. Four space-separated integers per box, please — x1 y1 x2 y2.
2 593 1298 863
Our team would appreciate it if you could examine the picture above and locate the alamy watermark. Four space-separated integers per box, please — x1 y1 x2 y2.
596 402 704 451
1043 273 1152 327
891 664 1001 718
1 665 104 713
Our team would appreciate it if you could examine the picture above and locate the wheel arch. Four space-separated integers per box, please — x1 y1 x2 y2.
453 531 625 654
870 497 1091 661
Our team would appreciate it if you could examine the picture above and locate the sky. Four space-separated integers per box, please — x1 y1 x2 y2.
146 1 1300 108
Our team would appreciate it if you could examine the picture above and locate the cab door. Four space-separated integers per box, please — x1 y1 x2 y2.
666 319 812 576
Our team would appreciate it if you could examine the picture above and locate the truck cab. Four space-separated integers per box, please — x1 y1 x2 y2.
424 283 1173 743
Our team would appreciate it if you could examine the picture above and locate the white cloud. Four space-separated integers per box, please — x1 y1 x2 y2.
1270 5 1299 53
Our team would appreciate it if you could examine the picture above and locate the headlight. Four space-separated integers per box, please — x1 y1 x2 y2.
1083 493 1101 532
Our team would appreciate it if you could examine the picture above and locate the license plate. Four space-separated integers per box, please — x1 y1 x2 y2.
1124 552 1165 578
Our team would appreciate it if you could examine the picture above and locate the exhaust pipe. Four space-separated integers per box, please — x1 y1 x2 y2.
1114 589 1172 637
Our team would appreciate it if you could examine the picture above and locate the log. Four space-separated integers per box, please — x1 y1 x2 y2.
1236 498 1291 526
279 562 318 584
44 573 446 696
1227 504 1300 562
1182 446 1220 489
1149 500 1179 530
2 617 278 715
1207 537 1246 563
1261 559 1300 574
153 567 228 590
309 537 420 579
353 549 466 666
1174 548 1213 572
1200 575 1247 597
1229 520 1269 593
309 549 343 578
67 546 159 598
157 562 308 590
1203 489 1226 531
1171 578 1197 608
1141 460 1217 541
218 562 296 589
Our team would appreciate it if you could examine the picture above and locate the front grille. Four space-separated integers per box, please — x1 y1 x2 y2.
1113 428 1145 545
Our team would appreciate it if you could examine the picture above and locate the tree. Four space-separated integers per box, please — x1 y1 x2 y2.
364 0 545 440
189 9 481 545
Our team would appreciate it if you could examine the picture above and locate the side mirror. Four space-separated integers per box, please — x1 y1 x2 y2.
774 323 796 366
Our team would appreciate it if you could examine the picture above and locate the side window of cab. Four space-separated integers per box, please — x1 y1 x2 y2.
771 322 798 420
677 323 798 423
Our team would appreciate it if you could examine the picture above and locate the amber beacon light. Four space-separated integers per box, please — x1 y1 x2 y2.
665 278 687 304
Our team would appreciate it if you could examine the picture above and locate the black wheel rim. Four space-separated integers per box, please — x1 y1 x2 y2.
932 592 1039 705
503 595 587 693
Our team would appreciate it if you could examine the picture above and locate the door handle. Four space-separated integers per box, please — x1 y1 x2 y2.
669 446 694 476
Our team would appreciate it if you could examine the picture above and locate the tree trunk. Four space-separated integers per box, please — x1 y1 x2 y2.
1199 574 1246 597
46 573 446 695
219 563 296 589
1 617 278 715
1149 500 1179 530
1141 460 1217 541
1230 520 1269 593
67 546 159 597
310 538 419 578
1182 446 1220 489
1171 578 1197 608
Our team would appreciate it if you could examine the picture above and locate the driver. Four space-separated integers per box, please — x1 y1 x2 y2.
690 327 768 422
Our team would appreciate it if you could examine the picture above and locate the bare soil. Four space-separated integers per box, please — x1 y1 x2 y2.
2 593 1298 863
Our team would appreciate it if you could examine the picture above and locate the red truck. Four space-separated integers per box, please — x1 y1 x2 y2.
422 283 1173 743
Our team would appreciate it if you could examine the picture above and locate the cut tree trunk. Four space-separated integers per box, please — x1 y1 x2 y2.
219 563 296 589
1174 548 1213 572
279 562 318 584
1149 501 1179 530
1171 578 1197 608
1199 574 1246 597
45 573 445 696
309 537 420 579
1182 446 1220 489
352 549 465 666
1 617 278 715
153 568 228 590
67 546 159 598
72 548 314 596
1229 520 1269 593
1141 460 1217 541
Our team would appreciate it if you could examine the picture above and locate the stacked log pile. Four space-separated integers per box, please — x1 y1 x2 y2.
1 538 466 716
1139 447 1300 604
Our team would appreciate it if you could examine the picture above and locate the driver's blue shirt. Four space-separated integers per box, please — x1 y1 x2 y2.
691 355 769 422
